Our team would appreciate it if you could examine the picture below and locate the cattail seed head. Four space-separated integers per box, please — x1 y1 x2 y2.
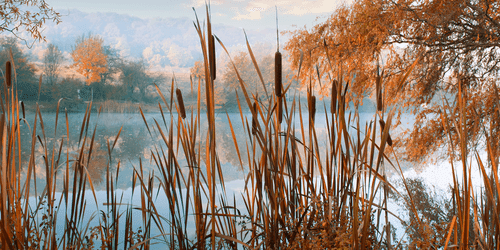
5 61 11 88
376 73 383 112
275 51 282 98
176 88 186 119
209 35 216 81
331 80 337 114
311 96 316 122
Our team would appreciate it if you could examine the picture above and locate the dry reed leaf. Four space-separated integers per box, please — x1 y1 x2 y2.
297 49 304 79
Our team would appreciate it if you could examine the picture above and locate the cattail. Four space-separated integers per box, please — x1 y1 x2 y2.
379 119 393 146
5 61 11 88
311 96 316 123
252 102 257 135
331 80 337 114
176 88 186 119
275 51 282 98
376 69 383 112
209 35 216 81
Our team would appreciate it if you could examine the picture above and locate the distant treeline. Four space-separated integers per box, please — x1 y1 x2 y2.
0 36 166 105
1 35 378 112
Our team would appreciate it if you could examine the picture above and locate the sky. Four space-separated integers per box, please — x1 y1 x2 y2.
46 0 347 31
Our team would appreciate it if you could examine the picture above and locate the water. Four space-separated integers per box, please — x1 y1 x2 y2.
19 110 428 247
20 111 413 191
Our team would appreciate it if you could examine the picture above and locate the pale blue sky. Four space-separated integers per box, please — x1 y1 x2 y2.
47 0 346 31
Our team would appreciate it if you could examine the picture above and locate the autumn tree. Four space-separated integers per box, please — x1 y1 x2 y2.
43 43 63 85
71 34 108 85
285 0 500 164
0 0 60 44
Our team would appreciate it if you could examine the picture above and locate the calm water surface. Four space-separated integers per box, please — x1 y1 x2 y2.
19 111 414 192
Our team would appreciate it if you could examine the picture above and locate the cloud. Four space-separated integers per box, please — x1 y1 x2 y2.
192 0 343 20
233 10 262 20
283 0 343 16
142 47 154 59
189 0 225 8
167 43 193 67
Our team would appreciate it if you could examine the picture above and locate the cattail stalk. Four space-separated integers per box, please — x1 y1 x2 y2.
278 97 283 124
176 88 186 119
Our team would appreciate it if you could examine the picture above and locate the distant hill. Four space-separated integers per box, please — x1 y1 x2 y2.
27 9 278 72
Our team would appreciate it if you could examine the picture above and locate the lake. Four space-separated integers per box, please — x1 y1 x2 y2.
19 110 414 192
20 109 486 247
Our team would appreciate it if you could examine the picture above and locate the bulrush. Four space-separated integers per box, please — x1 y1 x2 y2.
310 95 316 123
209 35 216 80
176 88 186 119
5 61 11 88
275 51 282 98
331 79 337 114
376 69 383 112
275 51 283 124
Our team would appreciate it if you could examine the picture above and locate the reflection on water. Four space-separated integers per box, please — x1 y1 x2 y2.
19 111 414 192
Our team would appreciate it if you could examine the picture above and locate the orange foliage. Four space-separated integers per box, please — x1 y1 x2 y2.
285 0 500 163
71 35 108 85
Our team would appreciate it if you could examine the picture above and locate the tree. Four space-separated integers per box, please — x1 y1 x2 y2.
0 36 38 100
221 52 261 98
191 59 227 107
285 0 500 163
43 43 63 85
99 45 122 85
71 34 108 85
118 59 161 102
0 0 60 44
219 52 282 106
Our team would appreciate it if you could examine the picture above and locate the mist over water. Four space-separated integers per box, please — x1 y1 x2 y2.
20 110 484 246
19 110 418 192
